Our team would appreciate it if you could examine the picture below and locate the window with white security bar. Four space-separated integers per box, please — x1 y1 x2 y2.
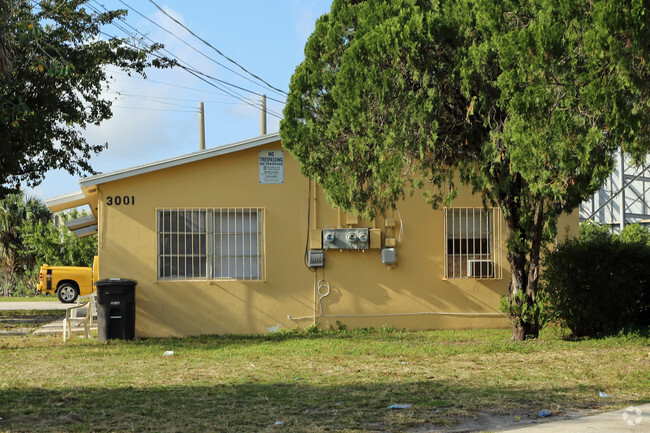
157 208 265 281
444 208 502 279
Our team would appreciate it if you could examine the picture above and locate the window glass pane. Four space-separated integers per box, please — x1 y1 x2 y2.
164 210 170 232
177 257 186 278
191 257 200 278
179 234 186 255
250 256 259 279
184 257 194 279
158 256 165 279
170 210 178 232
160 234 170 255
214 255 223 278
191 234 200 255
167 257 177 279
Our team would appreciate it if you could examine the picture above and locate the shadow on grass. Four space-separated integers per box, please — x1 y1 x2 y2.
0 380 609 433
559 327 650 341
0 329 517 354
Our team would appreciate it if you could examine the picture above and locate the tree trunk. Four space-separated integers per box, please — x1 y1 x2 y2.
524 202 545 339
2 254 19 297
504 201 545 341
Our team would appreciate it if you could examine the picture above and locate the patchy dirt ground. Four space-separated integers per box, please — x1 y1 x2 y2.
0 314 61 334
407 407 598 432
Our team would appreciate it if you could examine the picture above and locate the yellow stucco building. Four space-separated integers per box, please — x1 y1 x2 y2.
46 133 577 337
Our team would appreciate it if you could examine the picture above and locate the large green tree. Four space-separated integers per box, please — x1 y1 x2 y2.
280 0 650 340
0 0 172 196
0 192 51 295
21 208 97 269
0 193 96 296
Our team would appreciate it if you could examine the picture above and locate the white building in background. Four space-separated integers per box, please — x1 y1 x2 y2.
580 151 650 232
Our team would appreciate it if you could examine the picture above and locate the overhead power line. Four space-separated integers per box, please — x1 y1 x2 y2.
90 1 284 119
174 62 283 119
96 26 279 118
105 68 231 97
112 105 197 113
108 91 247 105
147 0 288 97
91 1 284 117
119 0 286 99
107 91 197 109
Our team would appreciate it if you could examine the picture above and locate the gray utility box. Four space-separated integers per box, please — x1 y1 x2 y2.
307 250 325 268
381 248 397 265
322 228 370 250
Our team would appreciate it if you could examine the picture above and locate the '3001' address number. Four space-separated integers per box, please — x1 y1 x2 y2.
106 196 135 206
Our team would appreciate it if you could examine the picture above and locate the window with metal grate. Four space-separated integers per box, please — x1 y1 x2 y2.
157 208 265 281
444 208 502 279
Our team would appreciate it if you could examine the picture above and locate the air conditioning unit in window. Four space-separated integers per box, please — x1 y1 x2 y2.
467 259 494 278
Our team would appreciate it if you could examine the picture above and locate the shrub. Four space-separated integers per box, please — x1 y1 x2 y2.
541 223 650 337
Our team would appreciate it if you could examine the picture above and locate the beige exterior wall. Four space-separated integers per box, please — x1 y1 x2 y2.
95 139 578 337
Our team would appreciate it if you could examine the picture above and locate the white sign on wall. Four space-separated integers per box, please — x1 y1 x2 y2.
259 150 284 184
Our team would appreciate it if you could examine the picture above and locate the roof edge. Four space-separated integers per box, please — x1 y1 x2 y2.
65 214 98 230
79 132 281 188
44 191 89 212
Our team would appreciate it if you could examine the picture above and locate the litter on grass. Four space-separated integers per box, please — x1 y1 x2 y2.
274 421 284 426
163 351 174 356
389 404 413 410
599 392 612 398
538 409 552 417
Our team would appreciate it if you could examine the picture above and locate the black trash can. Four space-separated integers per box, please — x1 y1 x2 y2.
95 278 137 342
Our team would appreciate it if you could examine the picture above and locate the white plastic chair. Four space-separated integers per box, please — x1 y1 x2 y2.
62 293 97 342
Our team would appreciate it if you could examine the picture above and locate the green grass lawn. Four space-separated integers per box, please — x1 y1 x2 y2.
0 327 648 432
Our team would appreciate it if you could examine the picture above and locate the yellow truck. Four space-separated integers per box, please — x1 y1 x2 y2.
37 256 99 303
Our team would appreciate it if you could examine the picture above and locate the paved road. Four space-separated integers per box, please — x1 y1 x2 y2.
0 301 68 311
499 403 650 432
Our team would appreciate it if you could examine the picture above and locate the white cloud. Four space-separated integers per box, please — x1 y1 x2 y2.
81 4 221 172
295 1 327 42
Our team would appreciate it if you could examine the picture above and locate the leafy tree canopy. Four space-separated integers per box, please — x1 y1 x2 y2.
0 192 96 296
281 0 650 340
0 0 173 196
0 191 51 295
21 208 97 268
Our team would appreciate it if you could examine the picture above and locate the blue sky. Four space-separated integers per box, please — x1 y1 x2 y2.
28 0 332 200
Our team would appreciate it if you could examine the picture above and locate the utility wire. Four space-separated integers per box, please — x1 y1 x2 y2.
178 63 286 107
175 62 283 119
107 91 246 105
112 105 197 113
109 32 283 118
148 0 288 96
111 2 286 104
107 91 198 109
96 28 277 118
90 2 284 119
105 68 231 97
91 2 284 116
120 0 287 99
